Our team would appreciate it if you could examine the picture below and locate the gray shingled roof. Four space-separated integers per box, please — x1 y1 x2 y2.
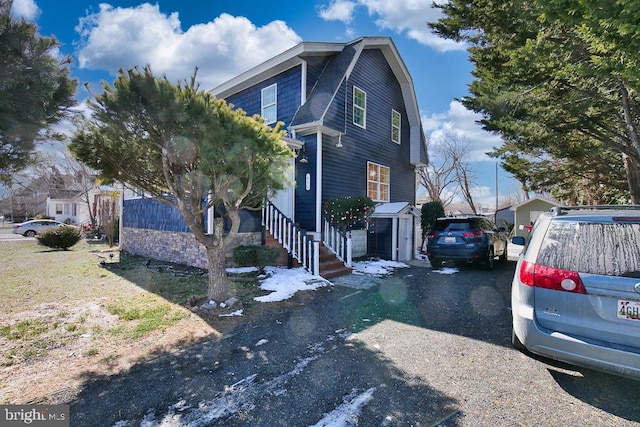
290 42 358 127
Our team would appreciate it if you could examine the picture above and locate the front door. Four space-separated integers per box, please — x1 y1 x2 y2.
270 158 295 220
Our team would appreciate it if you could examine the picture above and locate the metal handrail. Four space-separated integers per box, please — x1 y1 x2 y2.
262 200 319 276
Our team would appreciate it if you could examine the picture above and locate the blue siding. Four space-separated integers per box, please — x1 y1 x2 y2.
123 198 190 232
322 49 416 204
124 198 262 233
225 65 302 127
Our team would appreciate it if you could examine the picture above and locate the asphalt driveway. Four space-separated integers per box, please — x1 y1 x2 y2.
64 259 640 426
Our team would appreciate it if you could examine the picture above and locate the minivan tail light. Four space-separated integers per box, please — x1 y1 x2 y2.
519 260 587 294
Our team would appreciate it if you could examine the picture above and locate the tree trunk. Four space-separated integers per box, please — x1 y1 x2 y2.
206 243 231 302
623 154 640 204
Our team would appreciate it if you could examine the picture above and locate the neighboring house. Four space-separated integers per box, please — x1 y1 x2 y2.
46 186 120 226
121 36 428 274
46 189 82 223
512 196 558 237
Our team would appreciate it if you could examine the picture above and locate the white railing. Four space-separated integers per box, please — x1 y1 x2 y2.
262 200 319 276
322 218 353 267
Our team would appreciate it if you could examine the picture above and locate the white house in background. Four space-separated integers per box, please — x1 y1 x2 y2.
46 189 83 223
46 186 120 226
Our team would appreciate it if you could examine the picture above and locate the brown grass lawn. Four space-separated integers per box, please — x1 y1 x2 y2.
0 234 262 404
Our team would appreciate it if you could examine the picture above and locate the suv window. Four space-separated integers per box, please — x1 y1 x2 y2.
537 221 640 277
433 219 478 232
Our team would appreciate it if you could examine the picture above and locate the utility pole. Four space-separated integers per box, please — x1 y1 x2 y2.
495 162 499 221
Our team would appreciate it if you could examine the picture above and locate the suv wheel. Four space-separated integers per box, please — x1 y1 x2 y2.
485 248 494 270
430 258 443 268
499 244 508 262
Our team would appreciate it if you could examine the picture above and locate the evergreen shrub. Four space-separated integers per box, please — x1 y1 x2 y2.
323 195 375 231
232 245 280 270
36 226 82 250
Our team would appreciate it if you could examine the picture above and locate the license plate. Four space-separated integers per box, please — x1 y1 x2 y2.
444 236 456 243
617 300 640 322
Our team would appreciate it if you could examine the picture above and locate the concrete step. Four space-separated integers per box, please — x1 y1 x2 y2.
319 265 353 279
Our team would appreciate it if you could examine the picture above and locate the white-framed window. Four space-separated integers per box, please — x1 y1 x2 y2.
353 86 366 128
55 203 63 215
367 161 390 202
391 109 401 144
261 83 277 124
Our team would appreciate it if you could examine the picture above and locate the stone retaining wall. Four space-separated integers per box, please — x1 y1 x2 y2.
121 227 261 269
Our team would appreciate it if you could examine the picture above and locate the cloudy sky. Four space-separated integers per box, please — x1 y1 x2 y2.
10 0 521 206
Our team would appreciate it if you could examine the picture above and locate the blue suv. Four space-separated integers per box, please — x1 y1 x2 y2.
426 216 508 269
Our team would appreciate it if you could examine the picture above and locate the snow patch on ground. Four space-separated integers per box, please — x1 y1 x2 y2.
125 331 362 426
309 387 377 427
351 259 409 277
433 267 459 275
254 267 329 303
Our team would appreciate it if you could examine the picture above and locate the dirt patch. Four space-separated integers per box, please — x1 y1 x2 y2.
0 299 220 404
0 242 309 407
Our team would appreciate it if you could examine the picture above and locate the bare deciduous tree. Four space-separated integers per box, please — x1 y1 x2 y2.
417 133 478 213
416 135 457 207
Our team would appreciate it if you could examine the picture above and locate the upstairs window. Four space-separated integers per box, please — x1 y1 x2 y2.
391 109 401 144
367 161 390 202
261 84 277 124
353 86 366 128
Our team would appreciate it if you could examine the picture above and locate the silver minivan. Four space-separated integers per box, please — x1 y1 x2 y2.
511 206 640 380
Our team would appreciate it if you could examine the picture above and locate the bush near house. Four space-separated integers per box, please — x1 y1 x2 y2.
421 201 445 234
36 226 82 250
233 245 280 272
323 195 375 231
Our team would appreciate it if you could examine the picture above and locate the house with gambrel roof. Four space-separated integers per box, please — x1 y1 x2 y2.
121 36 428 276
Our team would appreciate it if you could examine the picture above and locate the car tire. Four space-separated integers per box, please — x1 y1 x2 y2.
430 258 443 268
499 243 508 262
24 230 36 237
485 248 495 270
511 327 526 351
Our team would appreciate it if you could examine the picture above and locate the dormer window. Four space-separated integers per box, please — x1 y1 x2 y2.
261 83 277 124
353 86 366 128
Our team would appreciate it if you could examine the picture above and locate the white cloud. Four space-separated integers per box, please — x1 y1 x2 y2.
75 4 302 90
318 0 357 24
10 0 41 21
316 0 465 52
423 101 502 162
358 0 464 52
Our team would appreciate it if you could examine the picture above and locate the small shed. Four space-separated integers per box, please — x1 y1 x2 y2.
512 197 559 237
367 202 421 261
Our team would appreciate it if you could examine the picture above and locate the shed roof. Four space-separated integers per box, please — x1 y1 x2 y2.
371 202 420 218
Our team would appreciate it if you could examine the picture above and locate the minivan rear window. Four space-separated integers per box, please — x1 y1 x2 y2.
537 221 640 276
